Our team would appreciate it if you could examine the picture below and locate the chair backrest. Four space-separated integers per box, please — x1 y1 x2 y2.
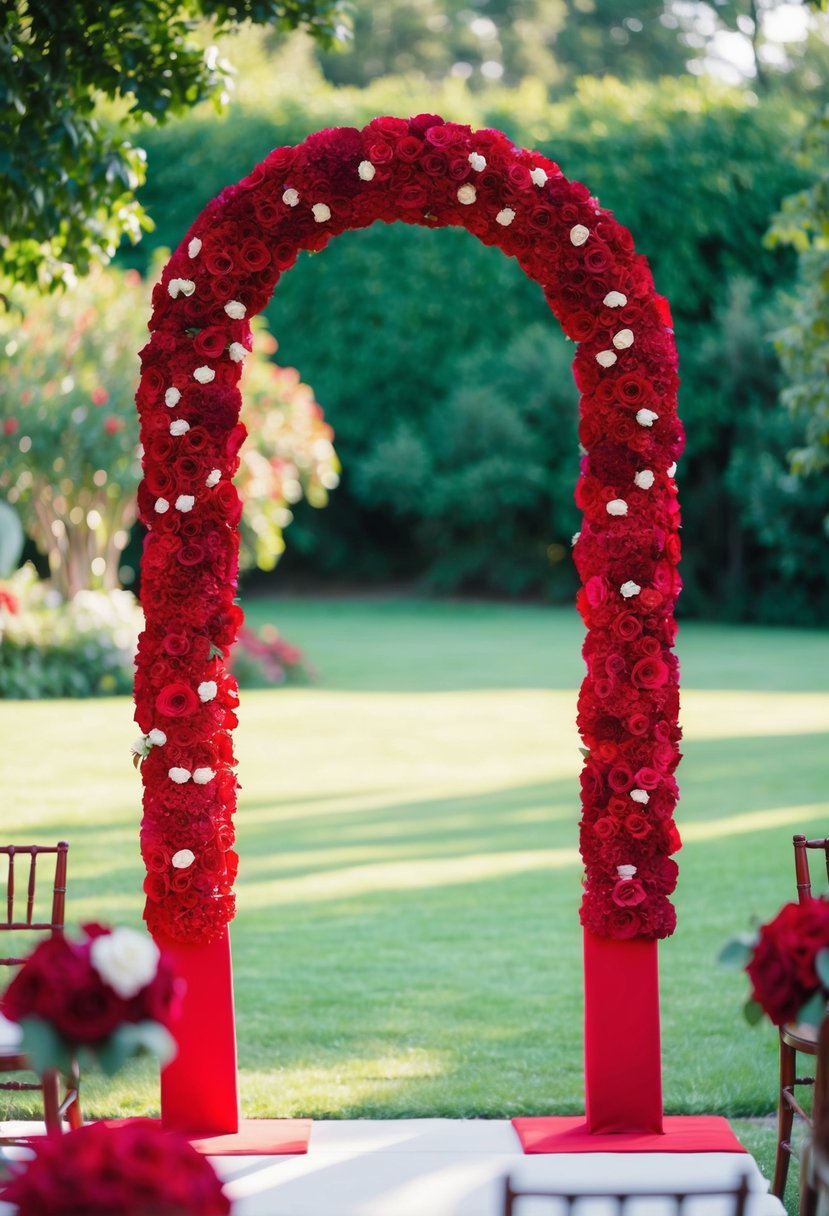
794 835 829 904
0 843 69 967
502 1175 751 1216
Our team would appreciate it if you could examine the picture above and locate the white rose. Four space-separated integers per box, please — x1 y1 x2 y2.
175 495 195 513
636 409 659 428
164 387 181 408
193 366 215 384
312 203 331 223
530 167 548 187
224 300 246 320
154 498 170 514
192 767 216 785
457 184 477 205
634 470 655 490
205 469 221 488
168 767 191 784
630 789 650 805
282 188 300 207
228 342 247 363
172 849 195 869
620 580 641 598
496 208 515 227
468 152 486 172
198 680 218 703
170 420 190 436
603 291 627 308
616 864 637 880
148 729 167 746
89 927 160 999
131 735 150 759
357 160 376 181
569 224 589 246
595 350 617 368
606 499 628 516
167 278 195 299
613 329 635 350
188 238 202 258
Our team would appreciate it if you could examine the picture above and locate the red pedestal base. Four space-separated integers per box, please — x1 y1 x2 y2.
157 928 240 1134
583 930 663 1134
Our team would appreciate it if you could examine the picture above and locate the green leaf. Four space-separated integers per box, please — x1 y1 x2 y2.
797 990 827 1030
815 948 829 991
718 935 756 969
113 1021 177 1067
19 1016 72 1075
743 998 764 1026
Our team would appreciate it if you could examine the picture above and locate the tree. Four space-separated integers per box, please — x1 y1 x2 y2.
0 0 347 296
766 108 829 486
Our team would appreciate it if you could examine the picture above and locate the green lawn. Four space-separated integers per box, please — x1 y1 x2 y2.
1 595 828 1193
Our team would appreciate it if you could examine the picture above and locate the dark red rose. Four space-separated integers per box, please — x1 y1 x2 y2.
612 878 647 908
156 683 199 718
631 656 669 689
746 899 829 1025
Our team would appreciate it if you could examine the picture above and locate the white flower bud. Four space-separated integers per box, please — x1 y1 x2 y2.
170 420 190 436
606 499 628 516
312 203 331 223
620 581 641 598
175 495 195 513
634 470 655 490
282 188 300 207
192 767 216 785
468 152 487 172
224 300 246 320
164 387 181 408
569 225 589 246
358 160 376 181
172 849 195 869
457 184 477 205
188 238 202 258
193 366 215 384
198 680 218 703
603 291 627 308
496 208 515 227
154 498 170 514
168 767 191 784
636 409 659 428
596 350 617 368
613 329 635 350
530 167 548 187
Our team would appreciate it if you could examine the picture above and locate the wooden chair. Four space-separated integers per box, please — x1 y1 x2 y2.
0 842 82 1134
772 835 829 1204
501 1174 752 1216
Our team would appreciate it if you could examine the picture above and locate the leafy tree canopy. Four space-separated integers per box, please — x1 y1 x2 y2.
0 0 348 296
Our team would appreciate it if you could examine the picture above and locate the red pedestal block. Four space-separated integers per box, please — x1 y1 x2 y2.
583 930 663 1134
158 928 240 1134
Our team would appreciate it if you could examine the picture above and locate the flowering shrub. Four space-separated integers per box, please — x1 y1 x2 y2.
230 624 311 687
135 113 682 944
723 898 829 1029
1 924 179 1074
0 565 142 699
0 264 338 602
0 1119 231 1216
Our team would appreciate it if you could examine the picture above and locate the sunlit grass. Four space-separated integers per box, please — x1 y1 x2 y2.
1 596 827 1155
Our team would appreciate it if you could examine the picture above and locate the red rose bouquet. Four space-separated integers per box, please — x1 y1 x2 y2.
1 924 180 1075
0 1119 231 1215
721 898 829 1027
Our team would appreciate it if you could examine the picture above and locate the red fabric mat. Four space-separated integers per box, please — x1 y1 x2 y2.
512 1116 748 1154
187 1118 312 1156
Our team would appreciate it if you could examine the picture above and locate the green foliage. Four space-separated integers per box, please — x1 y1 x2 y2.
767 108 829 485
0 0 347 294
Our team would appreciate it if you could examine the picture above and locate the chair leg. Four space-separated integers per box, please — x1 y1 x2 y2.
65 1060 83 1130
774 1037 797 1199
800 1140 818 1216
41 1068 61 1135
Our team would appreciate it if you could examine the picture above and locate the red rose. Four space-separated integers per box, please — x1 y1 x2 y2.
631 656 669 689
612 878 647 907
156 682 199 717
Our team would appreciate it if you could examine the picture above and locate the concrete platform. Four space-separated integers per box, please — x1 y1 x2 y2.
1 1118 786 1216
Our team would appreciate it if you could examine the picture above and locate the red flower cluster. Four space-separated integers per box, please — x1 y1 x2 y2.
1 924 178 1047
0 1119 230 1216
136 113 682 942
746 899 829 1026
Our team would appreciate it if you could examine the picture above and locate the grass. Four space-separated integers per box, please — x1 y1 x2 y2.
1 594 828 1199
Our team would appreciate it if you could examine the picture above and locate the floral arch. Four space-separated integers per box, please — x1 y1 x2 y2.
134 114 683 1136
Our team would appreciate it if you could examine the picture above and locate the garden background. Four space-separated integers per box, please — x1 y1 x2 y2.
1 0 828 1208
